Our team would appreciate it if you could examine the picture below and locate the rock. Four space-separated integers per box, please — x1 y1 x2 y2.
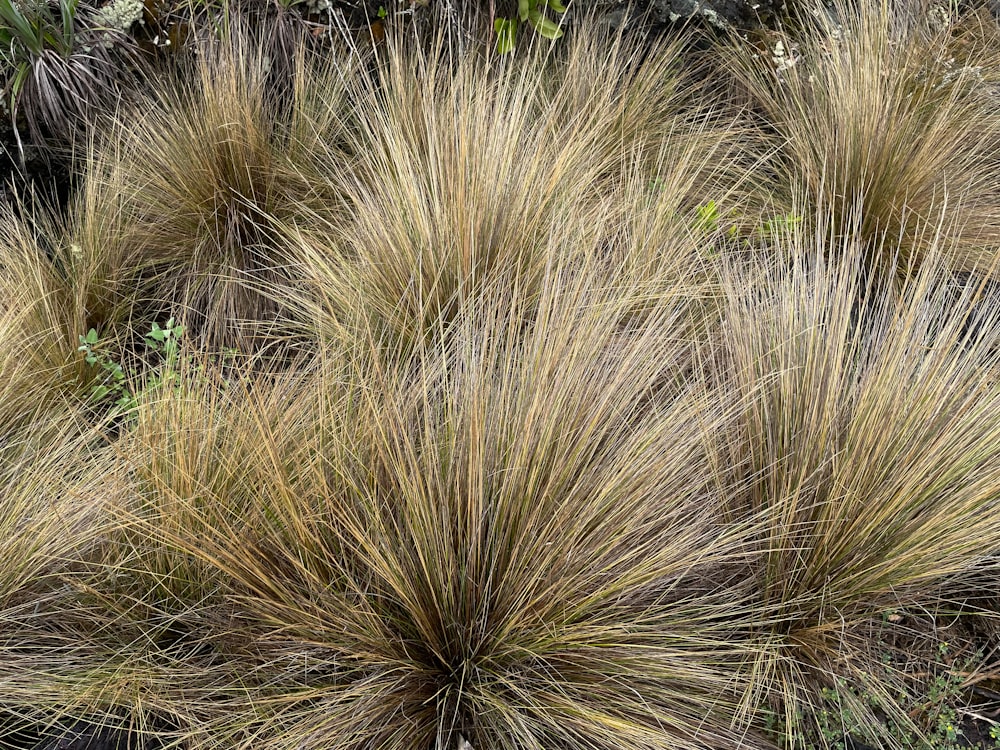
572 0 788 33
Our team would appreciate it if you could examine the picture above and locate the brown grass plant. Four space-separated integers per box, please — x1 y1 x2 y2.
715 213 1000 746
58 358 301 748
0 411 129 743
0 201 106 440
722 0 1000 277
9 7 1000 748
71 27 348 354
287 19 749 352
0 353 314 749
98 267 771 749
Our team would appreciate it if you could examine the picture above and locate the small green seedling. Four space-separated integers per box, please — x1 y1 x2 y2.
694 200 721 233
494 17 517 54
78 327 134 411
692 200 739 257
146 317 183 361
759 212 802 239
78 318 186 415
144 317 184 391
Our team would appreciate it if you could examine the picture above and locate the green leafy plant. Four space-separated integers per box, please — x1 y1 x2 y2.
494 0 567 54
77 318 185 415
694 199 721 233
77 327 134 411
758 212 802 239
0 0 79 126
0 0 78 67
0 0 126 149
678 198 801 257
493 16 517 54
145 317 183 369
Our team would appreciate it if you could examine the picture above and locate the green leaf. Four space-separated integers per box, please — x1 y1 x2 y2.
694 200 720 232
494 17 516 54
517 0 530 22
546 0 567 13
758 213 802 238
377 4 386 18
8 63 30 111
0 0 45 54
527 7 563 39
58 0 77 50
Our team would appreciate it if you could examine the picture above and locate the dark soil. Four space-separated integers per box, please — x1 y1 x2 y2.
30 722 169 750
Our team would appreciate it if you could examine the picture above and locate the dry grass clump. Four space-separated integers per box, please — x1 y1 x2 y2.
0 415 126 745
72 28 349 354
0 201 132 742
290 21 749 351
51 361 298 748
724 0 1000 277
101 269 764 750
715 216 1000 746
0 201 107 441
0 354 316 749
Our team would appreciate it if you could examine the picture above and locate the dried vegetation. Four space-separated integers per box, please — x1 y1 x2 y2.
4 2 1000 748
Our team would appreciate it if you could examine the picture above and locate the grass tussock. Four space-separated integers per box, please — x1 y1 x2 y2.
116 273 762 749
0 202 102 441
725 0 1000 276
8 5 1000 749
0 417 126 738
718 218 1000 745
73 28 344 353
291 23 749 350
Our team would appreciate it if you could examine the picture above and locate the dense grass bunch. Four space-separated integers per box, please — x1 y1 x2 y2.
290 24 749 349
71 29 346 353
717 221 1000 746
0 203 101 442
107 274 763 749
7 3 1000 749
725 0 1000 276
